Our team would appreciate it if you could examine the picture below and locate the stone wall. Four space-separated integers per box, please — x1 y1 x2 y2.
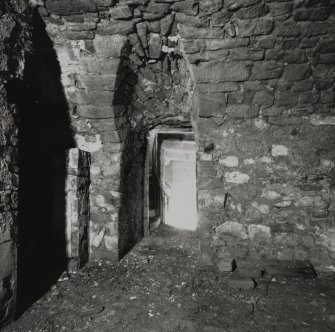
52 148 91 272
33 0 335 270
36 0 194 260
188 0 335 271
0 0 32 326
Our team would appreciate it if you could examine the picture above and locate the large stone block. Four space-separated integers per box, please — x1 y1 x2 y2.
198 93 226 118
235 3 269 20
226 105 259 119
218 258 234 272
235 19 274 37
104 235 118 250
196 82 240 94
197 160 217 177
99 129 129 143
89 117 127 132
160 14 175 35
269 2 293 18
178 25 224 39
148 21 160 33
76 74 119 91
136 22 148 48
319 54 335 64
65 22 97 31
228 49 264 61
73 90 115 106
294 7 330 21
278 38 301 50
62 30 95 40
143 11 166 20
187 49 229 63
144 2 170 13
251 62 284 80
210 9 233 27
79 58 123 74
77 105 125 119
300 22 334 37
204 38 250 50
248 224 271 241
182 40 201 54
0 241 15 280
294 0 331 8
215 221 248 239
275 91 298 107
199 0 223 14
299 91 320 104
109 5 133 20
175 12 208 28
283 63 311 81
219 155 239 167
45 0 97 15
318 39 335 53
193 61 250 83
96 20 135 35
276 22 300 37
228 275 256 289
253 90 274 107
0 213 14 245
265 49 307 63
225 0 260 10
92 35 128 58
291 79 314 92
148 33 162 59
313 64 335 79
171 1 199 16
255 35 276 49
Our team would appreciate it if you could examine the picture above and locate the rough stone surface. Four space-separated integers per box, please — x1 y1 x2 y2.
7 226 335 332
1 2 335 326
56 149 90 271
193 62 251 83
228 275 256 289
0 1 33 327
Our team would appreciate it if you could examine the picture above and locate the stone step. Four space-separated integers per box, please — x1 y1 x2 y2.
235 259 317 279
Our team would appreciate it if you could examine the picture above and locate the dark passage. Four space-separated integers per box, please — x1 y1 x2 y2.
6 11 75 317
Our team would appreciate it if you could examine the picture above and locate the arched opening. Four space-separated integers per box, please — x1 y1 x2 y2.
106 41 197 258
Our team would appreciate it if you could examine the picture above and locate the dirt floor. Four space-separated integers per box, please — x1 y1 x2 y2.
6 225 335 332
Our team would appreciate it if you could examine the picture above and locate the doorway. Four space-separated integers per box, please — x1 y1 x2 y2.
148 130 197 231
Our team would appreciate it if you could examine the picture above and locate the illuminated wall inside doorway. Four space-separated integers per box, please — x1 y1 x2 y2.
161 140 197 231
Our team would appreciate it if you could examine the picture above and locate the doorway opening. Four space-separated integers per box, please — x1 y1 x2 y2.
146 128 198 232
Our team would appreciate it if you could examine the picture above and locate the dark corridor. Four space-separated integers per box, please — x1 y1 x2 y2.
6 11 75 317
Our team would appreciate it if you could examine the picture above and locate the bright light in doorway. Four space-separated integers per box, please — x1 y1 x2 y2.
165 174 197 231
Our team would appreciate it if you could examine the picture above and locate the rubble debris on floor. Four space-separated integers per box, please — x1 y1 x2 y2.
7 225 335 332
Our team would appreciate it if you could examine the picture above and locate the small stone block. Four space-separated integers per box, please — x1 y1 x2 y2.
218 259 233 272
228 276 256 290
67 258 79 272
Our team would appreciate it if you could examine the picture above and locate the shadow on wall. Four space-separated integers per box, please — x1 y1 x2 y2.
113 44 146 259
6 10 75 317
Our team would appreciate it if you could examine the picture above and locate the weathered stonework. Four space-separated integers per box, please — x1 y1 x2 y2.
52 148 91 272
36 0 194 261
0 0 32 326
30 0 335 271
1 1 335 324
